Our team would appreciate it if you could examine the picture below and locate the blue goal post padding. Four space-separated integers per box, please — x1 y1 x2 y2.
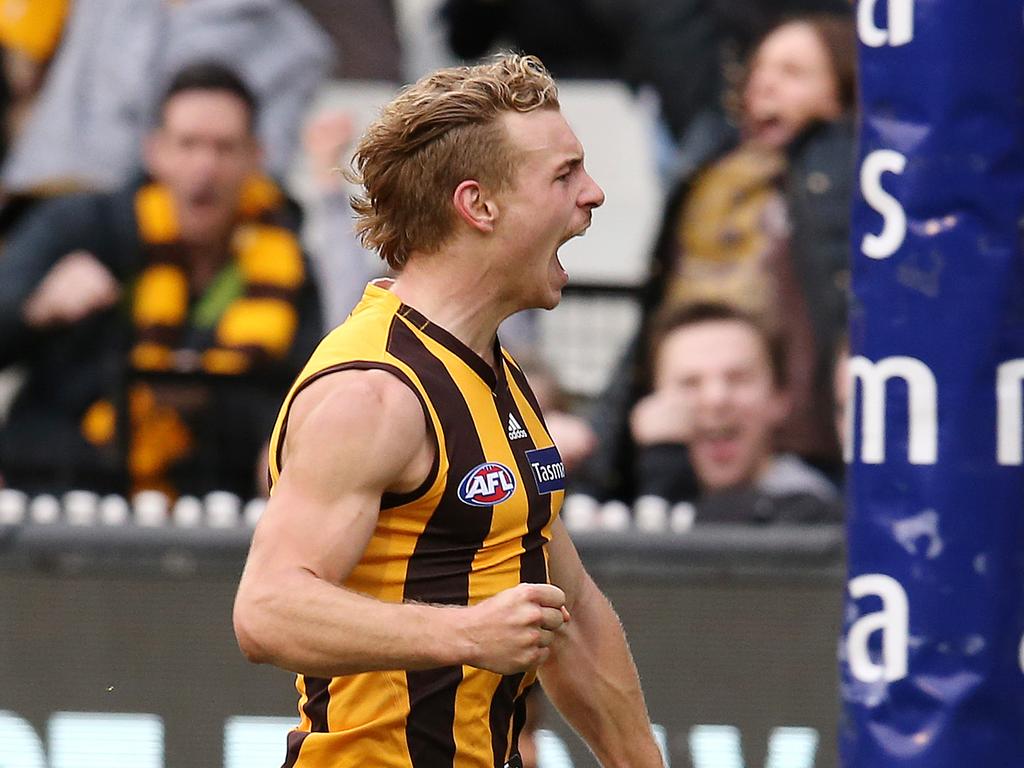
843 1 1024 765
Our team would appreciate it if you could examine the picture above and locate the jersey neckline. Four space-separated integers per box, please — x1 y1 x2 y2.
365 281 508 394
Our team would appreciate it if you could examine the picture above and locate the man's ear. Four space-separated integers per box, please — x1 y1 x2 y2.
452 180 498 234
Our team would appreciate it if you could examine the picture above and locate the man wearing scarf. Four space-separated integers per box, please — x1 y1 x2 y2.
0 61 322 498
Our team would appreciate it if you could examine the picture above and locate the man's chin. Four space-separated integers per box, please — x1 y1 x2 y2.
531 283 563 311
180 208 234 242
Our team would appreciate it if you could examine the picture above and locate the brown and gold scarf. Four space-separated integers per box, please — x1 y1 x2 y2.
81 175 305 496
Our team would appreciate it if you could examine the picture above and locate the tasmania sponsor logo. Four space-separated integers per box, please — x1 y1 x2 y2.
525 446 566 494
457 462 517 506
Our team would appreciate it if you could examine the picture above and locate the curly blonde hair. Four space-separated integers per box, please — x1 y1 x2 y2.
349 53 559 270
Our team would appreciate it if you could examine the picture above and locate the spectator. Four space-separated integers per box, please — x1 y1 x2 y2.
294 0 402 81
576 13 856 503
0 0 332 201
0 0 70 231
630 302 840 523
0 0 69 161
442 0 727 164
0 62 322 499
442 0 851 179
300 109 383 328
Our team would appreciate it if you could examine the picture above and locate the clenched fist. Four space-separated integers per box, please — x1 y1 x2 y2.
630 389 694 446
22 251 121 328
456 583 570 674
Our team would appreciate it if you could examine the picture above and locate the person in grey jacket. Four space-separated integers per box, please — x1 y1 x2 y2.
1 0 333 195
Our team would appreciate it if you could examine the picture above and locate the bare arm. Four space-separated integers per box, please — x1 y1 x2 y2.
233 368 568 677
540 518 663 768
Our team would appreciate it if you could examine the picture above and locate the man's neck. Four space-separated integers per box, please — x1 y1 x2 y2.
182 232 233 294
388 249 518 368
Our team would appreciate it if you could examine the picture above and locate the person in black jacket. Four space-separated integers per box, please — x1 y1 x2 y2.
574 13 856 504
0 62 322 498
631 301 841 523
442 0 850 173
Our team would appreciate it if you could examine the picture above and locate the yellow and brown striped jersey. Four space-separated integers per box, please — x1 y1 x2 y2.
267 280 565 768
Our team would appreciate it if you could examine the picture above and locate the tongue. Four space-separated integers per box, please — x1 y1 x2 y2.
705 437 740 464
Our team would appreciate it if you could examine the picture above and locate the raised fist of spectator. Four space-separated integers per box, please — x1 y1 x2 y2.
629 389 694 447
303 110 356 192
22 250 121 328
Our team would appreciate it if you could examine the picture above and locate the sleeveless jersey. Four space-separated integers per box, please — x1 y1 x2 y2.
267 281 565 768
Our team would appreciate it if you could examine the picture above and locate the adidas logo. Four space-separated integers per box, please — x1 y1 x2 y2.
507 413 528 441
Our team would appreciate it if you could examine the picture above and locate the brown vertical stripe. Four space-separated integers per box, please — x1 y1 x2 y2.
387 317 496 768
302 676 331 732
488 364 552 765
508 686 533 764
503 355 549 431
496 378 550 585
280 677 329 766
281 730 308 768
489 672 525 767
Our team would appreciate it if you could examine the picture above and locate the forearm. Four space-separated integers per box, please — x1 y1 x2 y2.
539 576 662 768
234 566 467 677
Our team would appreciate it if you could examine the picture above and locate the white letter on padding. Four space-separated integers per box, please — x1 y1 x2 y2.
860 150 908 259
847 574 909 683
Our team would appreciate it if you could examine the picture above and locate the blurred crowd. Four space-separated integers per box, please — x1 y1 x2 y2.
0 0 855 532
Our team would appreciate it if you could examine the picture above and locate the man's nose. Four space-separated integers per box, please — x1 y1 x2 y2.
188 144 220 175
580 171 605 209
697 378 730 410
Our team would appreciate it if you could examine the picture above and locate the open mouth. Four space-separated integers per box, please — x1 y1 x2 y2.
749 113 793 145
552 250 569 282
694 425 744 462
187 188 220 210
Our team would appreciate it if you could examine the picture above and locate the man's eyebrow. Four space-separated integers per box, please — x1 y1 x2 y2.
555 155 584 173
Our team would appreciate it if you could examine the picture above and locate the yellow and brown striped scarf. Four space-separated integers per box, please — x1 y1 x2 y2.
81 175 305 496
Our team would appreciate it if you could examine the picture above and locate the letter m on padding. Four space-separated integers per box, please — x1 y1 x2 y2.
845 356 937 464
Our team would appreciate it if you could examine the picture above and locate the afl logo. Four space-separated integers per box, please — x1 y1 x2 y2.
457 462 516 507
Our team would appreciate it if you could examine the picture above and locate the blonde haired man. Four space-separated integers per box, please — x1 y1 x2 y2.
233 55 663 768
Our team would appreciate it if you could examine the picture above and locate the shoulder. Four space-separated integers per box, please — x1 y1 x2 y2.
271 365 434 498
283 367 428 480
1 191 121 271
14 191 112 234
291 368 424 441
758 454 838 503
788 117 856 172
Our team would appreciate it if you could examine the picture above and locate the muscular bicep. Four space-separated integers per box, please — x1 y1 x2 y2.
244 369 431 587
